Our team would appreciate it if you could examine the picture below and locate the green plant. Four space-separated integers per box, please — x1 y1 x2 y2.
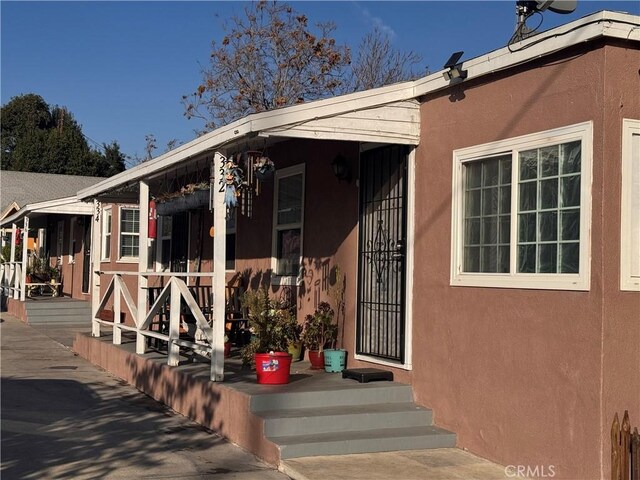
240 288 300 366
301 302 337 352
1 244 18 262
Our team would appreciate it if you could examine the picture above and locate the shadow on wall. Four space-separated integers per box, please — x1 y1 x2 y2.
1 378 224 480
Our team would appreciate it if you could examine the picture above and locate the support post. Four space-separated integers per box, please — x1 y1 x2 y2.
212 151 226 381
113 275 122 345
167 279 181 366
10 223 17 299
91 200 102 337
136 180 149 354
20 216 29 301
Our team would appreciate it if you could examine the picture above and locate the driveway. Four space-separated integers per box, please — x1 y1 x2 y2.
0 314 290 480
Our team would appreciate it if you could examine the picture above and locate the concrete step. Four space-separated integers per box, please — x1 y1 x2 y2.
272 425 457 459
27 314 91 325
261 403 432 437
251 383 414 412
26 301 90 311
27 308 91 317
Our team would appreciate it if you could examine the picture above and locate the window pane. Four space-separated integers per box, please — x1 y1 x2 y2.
465 189 481 217
561 141 581 174
464 247 480 272
463 156 512 273
481 246 497 273
161 216 172 237
499 215 510 244
483 159 499 187
104 234 111 259
561 175 580 207
540 178 558 209
519 182 536 211
277 174 303 225
465 218 481 245
539 211 558 242
540 146 559 177
277 228 301 275
226 233 236 271
539 243 557 273
560 243 579 273
498 246 510 273
120 209 140 234
120 235 139 258
520 150 538 180
519 213 536 243
561 209 580 241
518 244 536 273
466 162 482 188
482 187 499 215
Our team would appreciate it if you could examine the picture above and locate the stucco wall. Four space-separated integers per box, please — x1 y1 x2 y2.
414 41 639 479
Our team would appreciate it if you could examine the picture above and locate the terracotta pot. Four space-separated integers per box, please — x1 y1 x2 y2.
308 350 325 370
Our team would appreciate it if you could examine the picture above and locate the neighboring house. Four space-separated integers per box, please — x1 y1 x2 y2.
0 171 104 316
73 11 638 480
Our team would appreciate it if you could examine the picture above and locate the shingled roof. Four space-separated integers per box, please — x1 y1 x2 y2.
1 171 104 216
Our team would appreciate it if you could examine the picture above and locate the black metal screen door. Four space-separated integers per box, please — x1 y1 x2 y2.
357 145 408 363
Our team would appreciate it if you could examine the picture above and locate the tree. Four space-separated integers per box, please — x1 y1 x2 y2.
350 27 425 91
144 134 157 160
0 94 126 177
182 1 351 130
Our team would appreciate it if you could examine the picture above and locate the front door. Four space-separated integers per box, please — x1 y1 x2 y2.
356 145 408 363
82 217 91 293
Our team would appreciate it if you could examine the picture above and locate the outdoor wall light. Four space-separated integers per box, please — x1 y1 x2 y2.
331 154 351 183
442 51 467 82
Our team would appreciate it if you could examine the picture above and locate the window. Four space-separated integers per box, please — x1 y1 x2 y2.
621 119 640 291
156 215 172 272
272 164 305 277
101 209 112 261
119 207 139 259
451 122 592 290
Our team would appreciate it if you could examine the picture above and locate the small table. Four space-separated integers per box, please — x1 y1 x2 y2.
26 282 60 298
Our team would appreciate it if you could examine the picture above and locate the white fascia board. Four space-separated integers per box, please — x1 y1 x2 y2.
0 196 90 226
414 11 640 97
77 11 638 201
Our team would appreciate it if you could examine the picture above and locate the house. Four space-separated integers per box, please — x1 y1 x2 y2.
72 11 638 479
0 171 104 318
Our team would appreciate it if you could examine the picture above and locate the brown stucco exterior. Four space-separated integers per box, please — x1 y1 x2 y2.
413 40 640 479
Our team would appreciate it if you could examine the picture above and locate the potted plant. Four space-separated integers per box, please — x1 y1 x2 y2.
301 302 338 370
287 322 304 362
240 288 298 384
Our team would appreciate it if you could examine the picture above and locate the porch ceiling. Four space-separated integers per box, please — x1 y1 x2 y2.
0 197 94 226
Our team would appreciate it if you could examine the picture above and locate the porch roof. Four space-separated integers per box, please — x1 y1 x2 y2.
0 196 94 226
76 10 639 201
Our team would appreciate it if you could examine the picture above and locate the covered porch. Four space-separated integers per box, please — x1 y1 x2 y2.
76 85 421 383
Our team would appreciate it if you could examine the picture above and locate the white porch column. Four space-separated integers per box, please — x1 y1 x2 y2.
10 223 17 299
136 180 149 354
19 216 29 301
212 151 226 381
91 200 102 337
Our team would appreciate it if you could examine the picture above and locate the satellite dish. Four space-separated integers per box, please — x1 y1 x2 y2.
510 0 577 44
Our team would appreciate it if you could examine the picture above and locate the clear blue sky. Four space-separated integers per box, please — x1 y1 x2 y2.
2 1 638 167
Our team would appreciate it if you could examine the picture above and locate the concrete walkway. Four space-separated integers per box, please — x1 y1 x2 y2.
0 314 289 480
1 312 510 480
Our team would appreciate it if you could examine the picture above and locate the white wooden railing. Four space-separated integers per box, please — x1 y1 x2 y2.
92 271 223 380
0 261 22 298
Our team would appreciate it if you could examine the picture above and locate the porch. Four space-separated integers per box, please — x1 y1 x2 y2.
72 328 456 467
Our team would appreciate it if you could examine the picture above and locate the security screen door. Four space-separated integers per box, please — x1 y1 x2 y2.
356 145 408 363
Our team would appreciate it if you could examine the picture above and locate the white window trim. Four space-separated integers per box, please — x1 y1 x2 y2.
271 163 305 284
154 215 172 272
621 118 640 291
117 205 140 263
68 216 75 264
450 121 593 291
101 207 112 262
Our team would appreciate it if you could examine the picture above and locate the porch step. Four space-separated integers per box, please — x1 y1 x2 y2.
261 402 432 437
25 299 91 325
272 425 456 459
251 379 456 460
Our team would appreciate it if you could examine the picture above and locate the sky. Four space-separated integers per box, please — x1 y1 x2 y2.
2 1 638 166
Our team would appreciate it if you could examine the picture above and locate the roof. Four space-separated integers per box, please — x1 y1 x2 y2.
77 10 640 200
0 196 95 227
1 171 104 218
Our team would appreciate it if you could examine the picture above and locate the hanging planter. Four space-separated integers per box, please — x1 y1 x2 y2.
155 184 210 215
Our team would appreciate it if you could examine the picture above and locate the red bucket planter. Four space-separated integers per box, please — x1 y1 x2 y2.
254 352 293 384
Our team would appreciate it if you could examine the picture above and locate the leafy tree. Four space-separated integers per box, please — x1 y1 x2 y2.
350 27 425 91
1 94 126 177
182 1 351 130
